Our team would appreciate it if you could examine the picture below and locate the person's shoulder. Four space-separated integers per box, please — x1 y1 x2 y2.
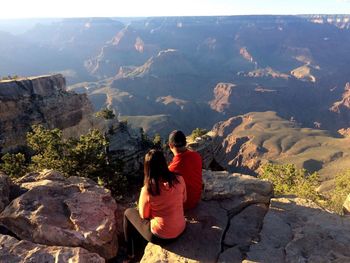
187 149 202 159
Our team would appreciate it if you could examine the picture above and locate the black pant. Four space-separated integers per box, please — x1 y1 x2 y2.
123 208 178 257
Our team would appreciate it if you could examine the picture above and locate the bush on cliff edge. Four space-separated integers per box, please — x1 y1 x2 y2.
259 163 350 215
259 163 320 202
0 125 127 198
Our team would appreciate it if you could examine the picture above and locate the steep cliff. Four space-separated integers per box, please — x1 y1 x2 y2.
0 74 93 151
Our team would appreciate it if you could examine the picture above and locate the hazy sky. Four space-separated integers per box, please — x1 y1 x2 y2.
1 0 350 19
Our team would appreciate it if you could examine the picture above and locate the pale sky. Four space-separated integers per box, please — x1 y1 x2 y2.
1 0 350 19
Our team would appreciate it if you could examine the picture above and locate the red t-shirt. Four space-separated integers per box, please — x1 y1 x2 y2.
168 150 202 209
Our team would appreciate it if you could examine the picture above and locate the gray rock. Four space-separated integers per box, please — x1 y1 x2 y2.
202 170 273 201
0 172 10 212
246 197 350 263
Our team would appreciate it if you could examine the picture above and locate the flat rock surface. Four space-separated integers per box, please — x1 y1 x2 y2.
0 233 105 263
141 170 272 263
245 197 350 263
0 170 118 260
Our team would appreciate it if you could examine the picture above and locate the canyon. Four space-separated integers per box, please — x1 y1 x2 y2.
1 15 350 262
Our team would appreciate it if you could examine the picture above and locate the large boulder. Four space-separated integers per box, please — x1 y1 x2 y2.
141 170 273 263
245 197 350 262
0 170 118 260
202 170 273 201
0 172 10 212
0 234 104 263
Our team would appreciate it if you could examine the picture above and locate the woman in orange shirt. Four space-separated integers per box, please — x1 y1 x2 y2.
123 149 187 261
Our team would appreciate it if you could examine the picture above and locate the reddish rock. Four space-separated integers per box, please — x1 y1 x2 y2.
0 170 118 260
0 234 104 263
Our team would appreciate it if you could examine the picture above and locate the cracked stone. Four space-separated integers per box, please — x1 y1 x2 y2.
245 197 350 263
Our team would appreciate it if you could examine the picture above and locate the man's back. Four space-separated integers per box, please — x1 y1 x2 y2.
168 150 202 210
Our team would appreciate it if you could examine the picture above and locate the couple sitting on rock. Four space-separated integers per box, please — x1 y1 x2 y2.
123 130 202 261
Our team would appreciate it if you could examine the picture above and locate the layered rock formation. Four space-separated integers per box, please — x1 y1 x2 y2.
0 74 93 152
190 111 350 189
209 83 236 114
330 82 350 128
0 170 118 260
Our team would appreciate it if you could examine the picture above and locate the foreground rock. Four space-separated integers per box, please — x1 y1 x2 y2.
141 170 273 263
0 170 118 260
0 172 10 212
0 234 104 263
245 197 350 262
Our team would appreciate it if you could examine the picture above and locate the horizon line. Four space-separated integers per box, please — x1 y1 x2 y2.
0 14 349 21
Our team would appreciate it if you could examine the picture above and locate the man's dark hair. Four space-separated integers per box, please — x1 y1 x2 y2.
168 130 186 148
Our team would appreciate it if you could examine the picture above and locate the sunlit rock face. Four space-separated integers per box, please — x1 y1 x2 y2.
0 74 93 152
0 170 118 260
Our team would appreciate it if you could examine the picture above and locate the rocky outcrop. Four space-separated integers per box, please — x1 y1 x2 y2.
330 82 350 113
330 82 350 128
0 170 118 260
108 122 148 175
245 197 350 262
122 49 196 79
202 170 273 201
0 234 104 263
141 171 350 262
191 111 350 187
85 25 157 78
0 172 10 212
141 170 273 262
209 83 236 113
0 74 93 152
338 127 350 137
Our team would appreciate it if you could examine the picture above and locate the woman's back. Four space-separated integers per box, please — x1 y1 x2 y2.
139 175 186 239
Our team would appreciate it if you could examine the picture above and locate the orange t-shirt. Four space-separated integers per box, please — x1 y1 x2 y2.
138 176 187 239
168 150 202 210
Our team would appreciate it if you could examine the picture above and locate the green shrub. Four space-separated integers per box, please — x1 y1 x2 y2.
326 170 350 214
190 128 207 141
95 108 115 120
22 125 127 197
259 163 320 201
27 125 66 172
153 133 162 149
0 153 27 178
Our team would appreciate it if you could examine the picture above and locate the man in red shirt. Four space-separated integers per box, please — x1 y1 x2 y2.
168 130 202 210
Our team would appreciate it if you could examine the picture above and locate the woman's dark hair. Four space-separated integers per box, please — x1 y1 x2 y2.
144 149 179 196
